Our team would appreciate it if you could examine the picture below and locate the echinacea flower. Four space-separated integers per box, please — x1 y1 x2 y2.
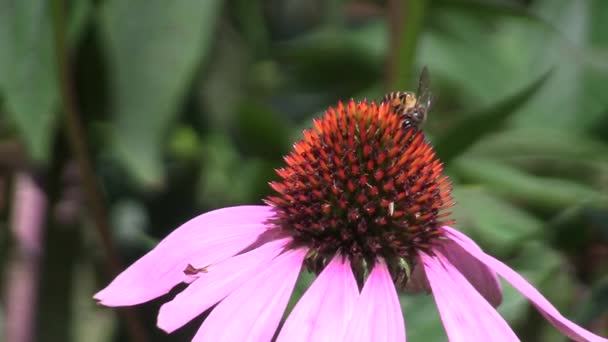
95 100 607 341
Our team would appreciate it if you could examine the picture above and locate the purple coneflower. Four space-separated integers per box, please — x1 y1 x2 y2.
95 100 606 341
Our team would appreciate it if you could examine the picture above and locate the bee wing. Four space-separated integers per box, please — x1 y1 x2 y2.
416 66 432 110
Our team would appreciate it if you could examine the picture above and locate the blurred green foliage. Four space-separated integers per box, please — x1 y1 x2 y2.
0 0 607 341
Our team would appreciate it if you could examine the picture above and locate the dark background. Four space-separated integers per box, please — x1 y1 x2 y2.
0 0 607 341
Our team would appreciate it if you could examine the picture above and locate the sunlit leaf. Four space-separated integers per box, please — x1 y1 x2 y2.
434 69 552 165
452 186 543 255
466 127 608 185
167 125 202 162
433 0 538 20
0 0 58 162
425 0 608 130
511 0 608 131
581 0 608 131
453 158 608 210
421 8 526 108
100 0 223 186
468 127 608 162
507 157 608 190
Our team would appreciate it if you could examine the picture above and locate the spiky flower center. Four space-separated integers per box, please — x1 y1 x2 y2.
265 100 453 284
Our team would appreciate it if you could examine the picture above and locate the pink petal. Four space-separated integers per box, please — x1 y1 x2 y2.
157 237 291 333
192 248 306 341
404 262 431 294
436 238 503 307
444 226 608 342
277 254 359 342
422 251 519 342
343 259 406 342
94 205 274 306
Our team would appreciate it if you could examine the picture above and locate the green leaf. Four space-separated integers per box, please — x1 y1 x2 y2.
466 127 608 185
0 0 58 162
433 0 543 21
424 0 608 124
67 0 92 45
274 22 386 92
100 0 223 186
497 278 529 326
453 158 608 210
421 8 527 108
497 242 571 327
110 199 152 249
468 127 608 162
197 134 244 206
510 0 608 131
199 25 249 131
400 293 445 341
232 0 270 57
72 261 117 342
167 125 202 162
434 69 552 165
236 101 291 159
451 186 543 255
574 275 608 328
511 242 574 307
582 0 608 131
197 134 270 207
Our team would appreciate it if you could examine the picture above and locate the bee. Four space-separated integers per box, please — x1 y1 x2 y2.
382 67 432 129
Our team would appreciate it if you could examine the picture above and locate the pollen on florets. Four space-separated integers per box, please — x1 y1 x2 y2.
264 99 454 286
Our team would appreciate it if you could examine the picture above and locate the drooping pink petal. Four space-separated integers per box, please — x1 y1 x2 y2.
421 251 519 342
192 248 307 341
436 238 502 307
276 254 359 342
157 237 291 333
343 259 406 342
404 262 431 294
405 238 502 307
444 226 608 342
94 205 274 306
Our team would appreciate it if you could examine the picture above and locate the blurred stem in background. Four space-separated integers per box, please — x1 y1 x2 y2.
5 173 46 342
50 0 147 341
386 0 427 90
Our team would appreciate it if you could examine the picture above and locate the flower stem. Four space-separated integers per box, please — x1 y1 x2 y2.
50 1 147 341
386 0 428 90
